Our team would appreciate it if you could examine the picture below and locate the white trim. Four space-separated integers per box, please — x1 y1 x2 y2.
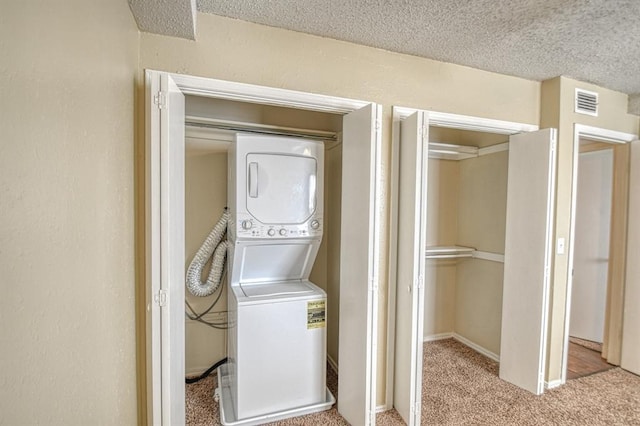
385 106 403 410
545 379 563 390
376 404 389 413
168 71 369 113
423 332 454 342
575 124 636 144
453 333 500 362
562 124 638 385
393 107 538 134
478 142 509 157
472 250 505 263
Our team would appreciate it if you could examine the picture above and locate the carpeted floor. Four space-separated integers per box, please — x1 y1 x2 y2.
421 339 640 425
187 339 640 425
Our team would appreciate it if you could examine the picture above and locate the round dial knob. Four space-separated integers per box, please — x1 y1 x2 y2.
279 228 287 236
241 220 252 230
310 220 320 230
267 229 276 236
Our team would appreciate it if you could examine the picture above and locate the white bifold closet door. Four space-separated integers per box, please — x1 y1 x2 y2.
622 139 640 375
500 129 557 395
338 103 381 426
393 111 428 426
146 71 186 426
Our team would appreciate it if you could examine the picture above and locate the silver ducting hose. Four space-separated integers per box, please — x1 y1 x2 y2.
186 209 230 297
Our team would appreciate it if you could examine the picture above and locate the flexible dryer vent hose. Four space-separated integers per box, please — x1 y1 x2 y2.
186 209 229 297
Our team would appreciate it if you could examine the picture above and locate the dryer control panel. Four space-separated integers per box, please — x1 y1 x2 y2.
234 213 322 239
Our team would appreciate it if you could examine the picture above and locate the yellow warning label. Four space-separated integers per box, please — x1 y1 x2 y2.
307 300 326 329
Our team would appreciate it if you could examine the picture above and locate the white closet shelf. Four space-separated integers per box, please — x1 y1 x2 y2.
425 246 505 263
428 143 477 160
425 245 475 259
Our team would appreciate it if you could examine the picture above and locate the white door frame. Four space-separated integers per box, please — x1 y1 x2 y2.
561 124 637 384
145 70 382 425
386 106 537 409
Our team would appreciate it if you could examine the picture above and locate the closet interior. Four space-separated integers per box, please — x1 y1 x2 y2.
424 126 509 359
183 96 344 402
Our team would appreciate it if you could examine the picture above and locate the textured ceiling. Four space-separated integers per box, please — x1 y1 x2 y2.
129 0 196 40
128 0 640 113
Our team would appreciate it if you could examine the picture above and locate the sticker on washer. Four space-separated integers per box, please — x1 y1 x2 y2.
307 300 326 329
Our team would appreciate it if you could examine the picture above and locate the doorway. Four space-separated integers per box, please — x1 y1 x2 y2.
562 124 637 383
566 140 615 379
145 71 382 426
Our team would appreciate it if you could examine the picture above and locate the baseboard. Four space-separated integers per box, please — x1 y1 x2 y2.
376 404 389 413
327 354 339 374
423 332 453 342
545 379 562 389
452 333 500 362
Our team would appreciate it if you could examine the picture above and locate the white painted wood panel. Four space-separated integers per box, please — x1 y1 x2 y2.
500 129 556 395
622 140 640 375
393 111 428 425
338 103 380 426
147 71 186 425
570 149 613 343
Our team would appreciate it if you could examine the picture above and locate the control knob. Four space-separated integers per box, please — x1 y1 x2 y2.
241 220 252 230
267 229 276 237
279 229 287 236
310 220 320 230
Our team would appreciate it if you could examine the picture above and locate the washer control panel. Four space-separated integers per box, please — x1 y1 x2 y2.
234 213 322 239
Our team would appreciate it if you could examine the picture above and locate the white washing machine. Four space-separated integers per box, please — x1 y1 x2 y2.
217 134 335 425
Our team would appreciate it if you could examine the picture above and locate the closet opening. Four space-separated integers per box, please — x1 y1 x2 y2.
183 96 343 423
145 71 381 426
390 107 554 425
562 124 637 383
423 126 509 362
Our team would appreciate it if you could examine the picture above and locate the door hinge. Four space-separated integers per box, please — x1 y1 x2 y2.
375 118 381 132
153 91 166 109
416 274 424 290
370 278 379 293
154 289 167 307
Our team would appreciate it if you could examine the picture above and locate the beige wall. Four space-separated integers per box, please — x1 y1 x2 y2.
424 159 458 336
455 151 508 355
310 143 343 366
184 152 228 375
543 77 639 383
0 1 139 424
139 13 540 404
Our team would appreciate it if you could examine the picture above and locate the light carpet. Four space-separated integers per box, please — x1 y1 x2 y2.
186 339 640 425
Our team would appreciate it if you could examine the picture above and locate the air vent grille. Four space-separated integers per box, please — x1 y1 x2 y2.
575 89 598 116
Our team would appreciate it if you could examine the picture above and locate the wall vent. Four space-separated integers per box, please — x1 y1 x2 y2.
575 88 598 116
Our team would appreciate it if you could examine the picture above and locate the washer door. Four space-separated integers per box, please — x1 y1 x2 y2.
246 153 317 224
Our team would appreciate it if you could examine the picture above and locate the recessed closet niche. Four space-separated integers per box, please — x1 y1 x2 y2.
183 96 344 381
424 126 509 358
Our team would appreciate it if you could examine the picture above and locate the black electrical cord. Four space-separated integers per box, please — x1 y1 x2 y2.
186 357 228 384
185 267 229 329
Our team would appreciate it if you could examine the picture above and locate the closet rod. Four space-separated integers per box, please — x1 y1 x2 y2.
185 116 338 142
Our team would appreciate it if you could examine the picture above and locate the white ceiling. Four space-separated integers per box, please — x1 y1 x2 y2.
129 0 640 113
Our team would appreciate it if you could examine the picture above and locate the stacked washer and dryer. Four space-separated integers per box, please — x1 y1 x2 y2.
216 133 335 425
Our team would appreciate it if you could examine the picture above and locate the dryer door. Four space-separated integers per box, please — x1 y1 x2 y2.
246 153 317 224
